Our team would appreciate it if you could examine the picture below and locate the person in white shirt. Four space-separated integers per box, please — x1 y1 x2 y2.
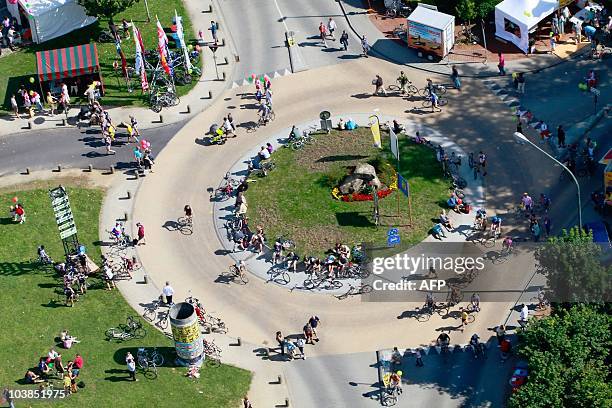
162 281 174 305
258 146 271 160
61 83 70 105
327 17 337 40
223 117 234 136
518 304 529 328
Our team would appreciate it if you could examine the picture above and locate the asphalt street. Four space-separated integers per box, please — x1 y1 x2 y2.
219 0 367 81
0 121 186 176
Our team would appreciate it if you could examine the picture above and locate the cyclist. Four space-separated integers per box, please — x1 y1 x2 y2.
436 332 450 352
474 208 487 230
425 292 435 310
234 260 247 279
397 71 409 94
429 90 439 112
425 78 434 95
502 236 513 253
490 215 502 238
470 293 480 312
258 102 271 124
449 285 461 306
288 125 300 141
469 333 480 348
184 205 193 223
389 371 403 394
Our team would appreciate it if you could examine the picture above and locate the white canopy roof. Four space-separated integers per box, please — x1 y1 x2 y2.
495 0 558 30
17 0 96 43
408 6 454 30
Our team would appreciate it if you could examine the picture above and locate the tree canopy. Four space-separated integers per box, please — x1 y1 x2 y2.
509 304 612 408
77 0 140 20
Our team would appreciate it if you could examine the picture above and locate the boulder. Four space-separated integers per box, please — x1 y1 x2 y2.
338 174 364 195
354 163 381 189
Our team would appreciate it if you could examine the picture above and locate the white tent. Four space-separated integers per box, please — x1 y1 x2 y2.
495 0 558 53
18 0 97 43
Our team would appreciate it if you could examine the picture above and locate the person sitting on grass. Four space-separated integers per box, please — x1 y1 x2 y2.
38 358 50 377
25 370 44 384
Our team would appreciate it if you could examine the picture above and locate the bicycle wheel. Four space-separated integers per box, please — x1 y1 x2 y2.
133 327 147 339
277 271 290 285
359 268 371 279
291 140 304 150
151 102 162 113
152 353 164 367
467 314 476 323
436 86 447 96
105 328 122 340
483 237 496 248
407 85 419 95
143 307 157 322
360 284 373 294
387 84 401 92
138 356 149 370
330 279 343 289
215 188 231 202
418 88 431 97
268 111 276 121
422 99 432 108
415 307 431 322
262 161 276 171
439 98 449 106
383 390 398 406
158 316 169 330
239 272 249 284
98 31 113 43
303 279 318 290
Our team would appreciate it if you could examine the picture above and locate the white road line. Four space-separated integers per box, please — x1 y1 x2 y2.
272 0 290 32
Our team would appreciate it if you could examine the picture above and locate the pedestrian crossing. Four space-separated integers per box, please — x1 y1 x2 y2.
231 68 293 89
482 79 522 109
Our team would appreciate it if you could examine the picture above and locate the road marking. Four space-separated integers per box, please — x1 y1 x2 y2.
272 0 289 32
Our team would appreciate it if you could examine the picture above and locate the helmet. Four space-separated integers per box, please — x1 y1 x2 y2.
396 371 402 376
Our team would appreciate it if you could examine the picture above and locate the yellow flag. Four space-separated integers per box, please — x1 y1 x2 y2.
370 115 382 149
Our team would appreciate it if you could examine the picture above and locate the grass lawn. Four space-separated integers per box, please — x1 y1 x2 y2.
0 0 198 112
0 185 251 407
245 128 450 257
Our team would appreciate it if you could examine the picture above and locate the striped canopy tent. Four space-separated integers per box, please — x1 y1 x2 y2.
36 43 103 87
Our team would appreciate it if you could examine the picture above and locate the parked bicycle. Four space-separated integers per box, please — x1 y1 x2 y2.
247 159 276 177
105 316 146 341
137 347 164 378
142 297 170 329
334 283 373 300
203 339 221 366
228 262 249 284
98 26 130 43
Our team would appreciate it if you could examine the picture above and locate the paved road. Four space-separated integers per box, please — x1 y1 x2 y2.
219 0 368 81
0 121 185 176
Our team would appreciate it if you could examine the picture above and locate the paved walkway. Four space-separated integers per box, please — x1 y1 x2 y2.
0 0 237 135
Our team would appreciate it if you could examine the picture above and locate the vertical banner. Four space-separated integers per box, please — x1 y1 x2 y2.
132 22 149 92
156 18 171 75
175 10 192 73
369 115 382 149
389 127 399 160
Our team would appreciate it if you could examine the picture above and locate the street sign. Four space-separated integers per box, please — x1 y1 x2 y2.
398 174 410 197
387 228 400 246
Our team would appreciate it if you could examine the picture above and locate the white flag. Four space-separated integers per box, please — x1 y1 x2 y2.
390 127 399 160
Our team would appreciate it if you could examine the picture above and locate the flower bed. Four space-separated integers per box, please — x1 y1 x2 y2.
332 172 398 202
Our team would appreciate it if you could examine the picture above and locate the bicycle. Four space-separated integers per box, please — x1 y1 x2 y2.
177 216 193 235
459 306 477 323
227 213 248 232
422 98 448 111
202 313 228 334
105 320 146 342
275 235 296 251
143 299 170 329
228 263 249 284
248 159 276 177
387 79 418 95
203 339 221 366
419 85 447 97
98 26 130 43
304 275 342 290
137 347 164 378
334 283 373 300
267 268 291 285
381 373 401 406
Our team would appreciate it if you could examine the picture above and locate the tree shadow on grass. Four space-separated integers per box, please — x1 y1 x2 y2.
315 154 369 163
0 261 50 276
336 212 374 227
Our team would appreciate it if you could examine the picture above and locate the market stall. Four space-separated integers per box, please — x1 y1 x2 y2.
35 43 104 97
494 0 558 53
17 0 96 43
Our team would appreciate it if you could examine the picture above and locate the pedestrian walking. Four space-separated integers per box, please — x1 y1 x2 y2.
373 75 386 96
559 13 566 34
46 91 57 115
415 348 424 367
550 34 556 53
227 112 237 132
103 135 116 155
130 115 140 138
243 396 253 408
497 52 506 75
517 72 526 94
10 94 20 118
478 151 487 176
450 65 461 91
143 149 154 173
209 20 218 44
495 324 506 344
126 352 137 381
296 337 305 359
162 281 174 305
327 17 337 40
136 222 145 245
557 125 565 147
275 331 285 355
30 90 43 112
340 30 349 51
308 315 320 341
361 35 370 57
318 22 327 48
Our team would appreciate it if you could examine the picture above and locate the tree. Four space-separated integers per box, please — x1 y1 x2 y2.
456 0 477 24
77 0 139 21
475 0 501 19
534 227 611 304
509 305 612 408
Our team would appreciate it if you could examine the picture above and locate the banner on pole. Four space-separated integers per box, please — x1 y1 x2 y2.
389 127 399 160
398 173 410 197
369 115 382 149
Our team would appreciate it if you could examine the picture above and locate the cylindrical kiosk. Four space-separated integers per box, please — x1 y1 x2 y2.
169 302 204 366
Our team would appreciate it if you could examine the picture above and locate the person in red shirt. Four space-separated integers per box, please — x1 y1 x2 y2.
500 338 511 362
14 203 25 223
72 354 83 377
136 222 145 245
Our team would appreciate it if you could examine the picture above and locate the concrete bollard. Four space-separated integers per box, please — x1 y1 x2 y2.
234 54 240 62
27 121 32 129
57 165 62 172
277 375 282 384
88 164 93 172
124 212 128 221
25 168 30 175
127 191 131 199
221 38 226 46
159 114 164 123
61 118 66 126
221 72 226 81
143 274 149 284
186 105 191 114
110 166 115 174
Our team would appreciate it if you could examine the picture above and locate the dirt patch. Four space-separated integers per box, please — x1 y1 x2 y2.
0 169 115 193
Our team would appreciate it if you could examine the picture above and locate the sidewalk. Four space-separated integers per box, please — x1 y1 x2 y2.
0 0 237 135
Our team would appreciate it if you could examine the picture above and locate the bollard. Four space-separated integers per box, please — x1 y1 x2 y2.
25 168 30 175
186 105 191 114
27 121 32 129
61 118 66 126
221 38 226 46
207 91 212 99
135 171 140 179
57 165 62 172
88 164 93 172
159 114 164 123
223 56 228 65
222 72 226 81
234 54 240 62
127 191 131 199
110 166 115 174
124 212 128 221
285 398 290 407
237 337 241 346
277 375 282 384
143 274 149 284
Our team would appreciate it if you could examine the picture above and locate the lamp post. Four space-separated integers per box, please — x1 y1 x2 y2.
513 132 582 230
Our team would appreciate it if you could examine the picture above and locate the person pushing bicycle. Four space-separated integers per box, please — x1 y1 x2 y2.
397 71 409 94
